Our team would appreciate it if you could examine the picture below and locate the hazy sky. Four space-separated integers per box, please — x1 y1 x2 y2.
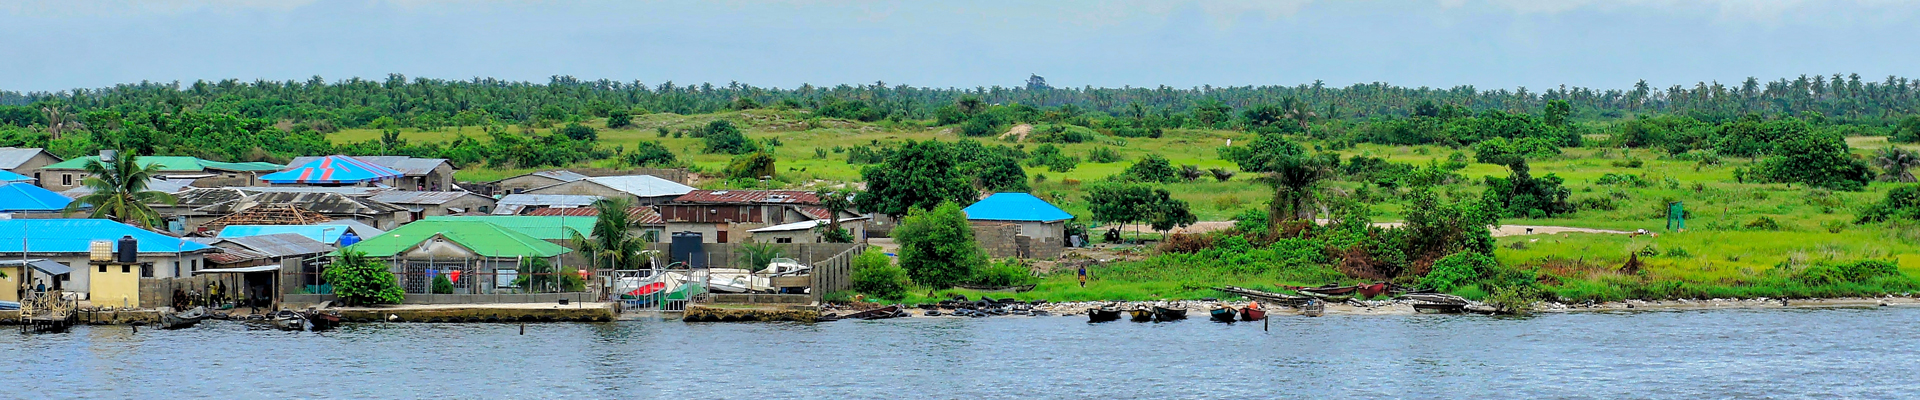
3 0 1917 93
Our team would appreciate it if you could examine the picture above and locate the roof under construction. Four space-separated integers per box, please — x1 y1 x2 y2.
195 192 404 215
198 204 334 233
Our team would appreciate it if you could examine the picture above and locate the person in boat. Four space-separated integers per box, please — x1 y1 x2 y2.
1077 265 1088 287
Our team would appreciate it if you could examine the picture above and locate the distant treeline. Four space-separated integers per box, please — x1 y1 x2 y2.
3 73 1920 130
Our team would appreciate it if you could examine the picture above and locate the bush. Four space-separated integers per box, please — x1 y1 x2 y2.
1086 146 1124 163
1745 216 1782 231
724 151 777 179
1794 260 1905 286
431 274 455 294
1595 173 1650 187
1419 252 1497 293
971 259 1037 286
322 250 404 306
1031 124 1097 143
850 249 909 299
894 201 988 289
557 122 597 141
623 141 678 167
1858 185 1920 223
1121 154 1181 183
1159 233 1216 254
701 120 759 154
606 109 633 129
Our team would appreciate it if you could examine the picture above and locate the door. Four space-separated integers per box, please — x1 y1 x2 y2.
716 230 729 243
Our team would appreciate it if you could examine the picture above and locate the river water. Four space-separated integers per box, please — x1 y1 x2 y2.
4 306 1919 399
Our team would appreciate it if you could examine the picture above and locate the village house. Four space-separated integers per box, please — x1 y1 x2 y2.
657 190 858 243
337 220 572 295
192 191 409 230
525 174 694 206
1 259 72 302
190 233 334 297
216 223 380 246
368 191 498 222
523 206 665 241
37 153 282 192
0 147 62 186
962 193 1074 259
284 155 456 191
490 170 590 195
745 217 870 244
493 194 603 215
0 219 215 303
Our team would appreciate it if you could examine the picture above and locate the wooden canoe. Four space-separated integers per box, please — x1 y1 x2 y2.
1087 307 1122 323
1152 306 1187 321
1209 307 1237 322
956 284 1037 293
1128 309 1154 322
1239 303 1267 321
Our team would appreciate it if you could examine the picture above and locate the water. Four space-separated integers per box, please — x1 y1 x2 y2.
5 306 1919 399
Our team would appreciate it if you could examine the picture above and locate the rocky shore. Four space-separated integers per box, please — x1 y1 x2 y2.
881 295 1920 318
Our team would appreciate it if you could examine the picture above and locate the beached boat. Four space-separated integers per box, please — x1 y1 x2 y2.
1296 285 1358 296
306 311 342 330
1087 307 1122 323
1240 302 1266 321
823 306 902 322
268 311 306 331
160 306 208 330
1152 306 1187 321
1209 306 1237 322
1128 308 1154 322
705 268 772 293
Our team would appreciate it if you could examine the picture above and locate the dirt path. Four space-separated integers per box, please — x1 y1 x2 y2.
1109 221 1631 237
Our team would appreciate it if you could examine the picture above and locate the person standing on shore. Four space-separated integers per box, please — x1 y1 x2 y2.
1078 265 1089 287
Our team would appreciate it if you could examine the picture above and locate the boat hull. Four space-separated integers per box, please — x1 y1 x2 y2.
1209 308 1237 322
1087 308 1122 323
1152 307 1187 322
1240 306 1267 321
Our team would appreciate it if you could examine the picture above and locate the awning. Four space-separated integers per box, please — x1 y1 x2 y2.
192 265 283 274
0 259 73 275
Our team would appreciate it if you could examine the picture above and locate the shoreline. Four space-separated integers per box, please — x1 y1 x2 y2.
903 295 1920 318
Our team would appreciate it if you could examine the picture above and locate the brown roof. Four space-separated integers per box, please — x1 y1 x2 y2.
673 190 819 205
205 247 267 264
525 206 664 225
797 206 834 220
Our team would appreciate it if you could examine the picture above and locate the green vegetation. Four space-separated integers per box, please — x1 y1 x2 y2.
850 248 909 300
892 201 986 289
62 154 177 228
323 250 404 306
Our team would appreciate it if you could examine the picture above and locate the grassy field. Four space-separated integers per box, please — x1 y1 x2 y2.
332 112 1920 301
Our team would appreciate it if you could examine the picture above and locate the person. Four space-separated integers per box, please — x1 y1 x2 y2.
36 280 47 294
1077 265 1089 288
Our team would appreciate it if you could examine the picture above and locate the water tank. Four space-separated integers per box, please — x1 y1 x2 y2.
90 241 113 261
670 232 706 268
116 235 138 263
338 231 362 247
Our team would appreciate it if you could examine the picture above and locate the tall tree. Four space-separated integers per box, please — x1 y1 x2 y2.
893 201 986 289
855 140 976 216
573 198 648 270
814 188 857 243
63 153 175 228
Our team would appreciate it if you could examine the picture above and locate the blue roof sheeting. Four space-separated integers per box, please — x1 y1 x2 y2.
961 193 1073 222
0 170 32 183
0 219 210 253
260 155 405 184
0 182 73 212
218 225 349 244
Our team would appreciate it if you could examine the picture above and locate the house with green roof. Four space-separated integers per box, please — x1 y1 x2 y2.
337 220 573 294
38 152 283 192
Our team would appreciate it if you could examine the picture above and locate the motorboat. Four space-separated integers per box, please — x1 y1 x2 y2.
705 268 771 293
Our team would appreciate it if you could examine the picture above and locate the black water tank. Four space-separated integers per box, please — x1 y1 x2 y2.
116 235 138 263
670 232 705 268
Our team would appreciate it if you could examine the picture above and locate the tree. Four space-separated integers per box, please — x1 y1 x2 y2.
724 151 777 179
1179 164 1205 182
1757 126 1873 190
962 148 1030 192
623 141 677 167
606 109 633 129
814 188 857 243
855 140 977 216
1874 147 1919 183
1543 99 1572 128
735 242 785 272
431 274 456 294
1084 181 1192 238
701 120 758 154
850 248 908 299
1121 154 1180 183
1482 159 1573 218
63 153 176 228
1892 115 1920 143
893 201 986 289
572 198 648 271
1402 188 1499 261
1280 97 1317 132
322 250 403 306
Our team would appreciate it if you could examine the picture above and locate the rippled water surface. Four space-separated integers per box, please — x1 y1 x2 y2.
5 306 1920 399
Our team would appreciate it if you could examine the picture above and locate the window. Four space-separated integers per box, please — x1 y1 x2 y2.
191 259 198 271
62 174 71 186
174 261 180 277
411 211 424 221
99 265 107 273
775 237 794 244
121 265 130 273
140 265 152 278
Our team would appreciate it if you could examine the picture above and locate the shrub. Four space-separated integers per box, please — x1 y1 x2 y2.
431 275 455 294
701 120 758 154
1745 216 1782 231
623 141 678 167
322 250 403 306
1858 185 1920 223
557 122 597 141
894 201 987 289
606 109 633 129
971 259 1038 286
1121 154 1181 183
1231 208 1269 234
1794 260 1905 286
1611 158 1645 168
1086 146 1124 163
850 249 908 299
1159 233 1216 253
1596 173 1650 187
1419 252 1496 293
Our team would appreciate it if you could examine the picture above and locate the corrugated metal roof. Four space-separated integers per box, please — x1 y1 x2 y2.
529 170 589 182
962 193 1073 222
422 216 593 240
43 156 281 172
579 175 695 198
263 155 404 184
200 233 333 258
217 225 350 243
368 191 489 205
287 156 450 176
171 188 250 207
195 192 404 215
242 186 389 196
340 220 569 258
60 178 193 199
0 182 73 212
204 247 267 264
0 219 211 254
0 170 31 183
524 206 664 225
748 216 870 233
494 194 602 215
0 148 53 170
673 190 820 205
318 220 385 237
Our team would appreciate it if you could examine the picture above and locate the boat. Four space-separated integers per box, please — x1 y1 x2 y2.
1296 285 1358 296
1412 303 1466 314
306 311 343 330
268 311 306 331
1128 308 1154 322
1087 307 1122 323
159 306 208 330
824 305 902 322
1152 306 1187 321
0 300 19 311
955 284 1037 293
1209 305 1237 322
704 268 772 293
1240 302 1267 321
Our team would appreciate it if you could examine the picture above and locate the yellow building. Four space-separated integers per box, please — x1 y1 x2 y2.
1 265 17 302
90 262 143 309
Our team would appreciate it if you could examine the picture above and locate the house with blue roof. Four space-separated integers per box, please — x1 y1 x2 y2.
0 182 74 213
961 193 1075 259
0 219 216 299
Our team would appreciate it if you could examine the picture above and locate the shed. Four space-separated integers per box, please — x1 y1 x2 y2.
961 193 1074 259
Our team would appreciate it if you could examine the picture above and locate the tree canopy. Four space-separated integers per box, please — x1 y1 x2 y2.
855 140 977 216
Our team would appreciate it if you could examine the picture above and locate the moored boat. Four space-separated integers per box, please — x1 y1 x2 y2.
1152 306 1187 321
1240 302 1267 321
160 306 208 330
1209 305 1237 322
306 311 343 330
1087 307 1122 323
1128 308 1154 322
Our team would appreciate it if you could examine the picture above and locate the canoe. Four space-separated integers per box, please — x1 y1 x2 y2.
1128 309 1154 322
1152 306 1187 322
1412 303 1466 314
1240 303 1266 321
823 306 901 322
160 306 208 330
1357 283 1389 298
1297 285 1358 296
306 312 343 330
1209 306 1237 322
1087 307 1122 323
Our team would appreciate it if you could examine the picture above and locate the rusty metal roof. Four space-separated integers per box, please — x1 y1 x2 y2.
368 191 489 205
673 190 820 205
524 206 664 225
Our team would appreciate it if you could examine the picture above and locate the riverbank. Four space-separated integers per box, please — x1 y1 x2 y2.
883 295 1920 319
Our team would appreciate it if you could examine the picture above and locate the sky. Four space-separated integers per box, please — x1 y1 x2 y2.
3 0 1918 93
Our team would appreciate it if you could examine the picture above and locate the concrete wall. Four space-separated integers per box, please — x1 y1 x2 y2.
90 263 143 308
0 265 18 302
9 253 208 297
282 292 597 306
11 151 61 189
646 242 859 270
495 175 567 195
971 221 1021 259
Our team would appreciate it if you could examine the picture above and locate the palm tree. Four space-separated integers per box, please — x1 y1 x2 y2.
814 188 856 243
1874 147 1919 183
1254 154 1329 236
1280 97 1317 132
63 153 175 228
572 198 647 270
